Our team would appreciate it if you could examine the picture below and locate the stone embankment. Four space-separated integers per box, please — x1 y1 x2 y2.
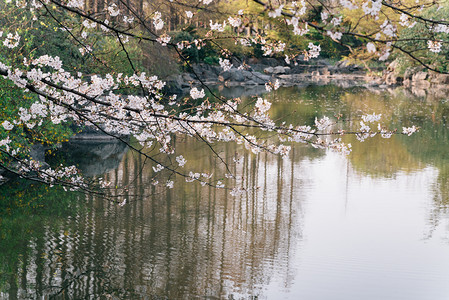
166 57 449 98
165 58 372 94
382 60 449 97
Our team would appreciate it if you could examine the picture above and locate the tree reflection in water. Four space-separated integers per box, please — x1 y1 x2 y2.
2 84 449 299
1 138 319 299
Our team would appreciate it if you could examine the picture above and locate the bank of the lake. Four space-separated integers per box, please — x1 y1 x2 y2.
166 58 449 103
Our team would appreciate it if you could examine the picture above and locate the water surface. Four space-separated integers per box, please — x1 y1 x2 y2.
1 84 449 299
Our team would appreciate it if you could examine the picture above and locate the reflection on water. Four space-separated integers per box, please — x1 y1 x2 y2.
1 144 312 299
49 140 128 177
2 84 449 299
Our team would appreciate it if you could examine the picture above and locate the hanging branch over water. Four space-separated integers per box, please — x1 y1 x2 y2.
0 0 433 201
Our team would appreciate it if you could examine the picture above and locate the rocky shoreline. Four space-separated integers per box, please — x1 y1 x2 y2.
165 58 371 93
166 58 449 99
383 61 449 98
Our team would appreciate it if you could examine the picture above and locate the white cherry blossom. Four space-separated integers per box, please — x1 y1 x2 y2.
2 120 13 130
190 87 206 99
428 40 442 53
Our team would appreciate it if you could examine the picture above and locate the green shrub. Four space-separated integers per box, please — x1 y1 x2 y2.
203 56 219 65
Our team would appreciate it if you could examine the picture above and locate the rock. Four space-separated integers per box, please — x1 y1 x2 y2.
430 87 448 99
314 59 332 66
320 68 330 76
336 60 353 68
385 72 394 85
403 67 422 80
366 80 380 87
431 73 449 84
264 67 274 74
203 69 218 80
387 60 399 72
335 60 364 73
191 63 219 79
311 70 320 76
219 71 232 81
289 64 309 74
332 74 345 80
182 73 195 82
412 79 431 89
192 63 221 75
164 74 184 93
221 69 244 82
241 70 253 79
272 66 290 74
383 59 403 85
327 65 338 74
247 57 260 65
29 144 49 168
403 68 413 80
231 70 245 82
250 72 271 84
385 72 402 85
412 71 428 81
191 64 203 75
245 65 254 72
210 65 221 75
245 80 258 85
259 57 281 66
279 80 294 87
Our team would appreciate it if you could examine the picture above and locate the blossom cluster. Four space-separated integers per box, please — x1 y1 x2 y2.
305 43 321 60
0 0 427 198
402 126 419 136
427 40 442 53
2 32 20 49
362 0 382 16
219 58 233 71
153 12 164 31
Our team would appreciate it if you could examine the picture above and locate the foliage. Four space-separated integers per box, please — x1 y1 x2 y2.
394 4 449 73
203 55 219 65
173 30 201 64
0 77 73 161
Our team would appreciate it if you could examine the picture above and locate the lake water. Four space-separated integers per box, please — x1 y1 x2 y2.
1 83 449 299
